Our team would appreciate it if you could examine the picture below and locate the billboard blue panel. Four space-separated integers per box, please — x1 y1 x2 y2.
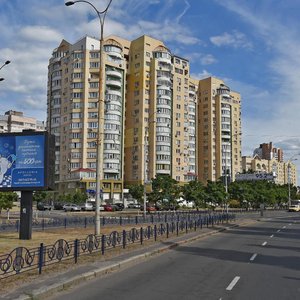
0 132 54 191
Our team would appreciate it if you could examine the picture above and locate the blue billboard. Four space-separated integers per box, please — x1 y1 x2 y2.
0 131 54 190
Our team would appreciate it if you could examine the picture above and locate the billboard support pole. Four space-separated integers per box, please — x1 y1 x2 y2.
19 191 33 240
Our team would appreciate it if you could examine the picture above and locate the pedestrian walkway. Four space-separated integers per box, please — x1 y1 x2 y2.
1 219 254 300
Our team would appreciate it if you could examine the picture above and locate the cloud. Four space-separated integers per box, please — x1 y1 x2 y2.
210 30 252 49
19 26 63 43
191 70 213 80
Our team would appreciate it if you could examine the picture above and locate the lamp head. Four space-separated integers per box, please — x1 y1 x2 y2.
65 1 75 6
0 78 4 82
5 61 10 65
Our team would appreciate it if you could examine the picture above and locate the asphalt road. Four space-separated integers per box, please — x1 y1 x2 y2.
48 212 300 300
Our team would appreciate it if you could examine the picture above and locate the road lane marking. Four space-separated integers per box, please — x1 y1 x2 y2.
262 241 267 246
277 229 280 232
283 226 286 229
250 253 257 261
289 223 292 226
226 276 240 291
270 234 274 238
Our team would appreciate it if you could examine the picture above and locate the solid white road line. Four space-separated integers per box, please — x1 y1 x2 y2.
270 234 274 238
250 253 257 261
226 276 240 291
262 241 267 246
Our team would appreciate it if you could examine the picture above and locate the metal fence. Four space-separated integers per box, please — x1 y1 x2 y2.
0 213 235 280
0 210 239 233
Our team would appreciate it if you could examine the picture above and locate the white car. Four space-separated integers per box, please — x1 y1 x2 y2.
63 204 81 212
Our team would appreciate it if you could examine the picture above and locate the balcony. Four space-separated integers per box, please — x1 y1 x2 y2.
106 79 122 88
106 70 122 78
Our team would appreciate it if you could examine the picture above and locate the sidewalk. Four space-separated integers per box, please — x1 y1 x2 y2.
1 218 254 300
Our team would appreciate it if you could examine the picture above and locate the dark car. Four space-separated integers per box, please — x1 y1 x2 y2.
127 203 141 209
37 202 53 211
54 202 65 210
114 203 124 211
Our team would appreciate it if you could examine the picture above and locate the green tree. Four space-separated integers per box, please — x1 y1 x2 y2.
0 192 17 214
181 180 207 208
128 184 144 204
149 175 180 206
72 190 88 204
205 180 227 209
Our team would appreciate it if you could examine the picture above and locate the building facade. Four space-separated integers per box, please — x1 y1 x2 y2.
242 155 297 186
253 142 283 162
47 34 242 200
47 36 126 201
0 110 45 133
197 77 242 184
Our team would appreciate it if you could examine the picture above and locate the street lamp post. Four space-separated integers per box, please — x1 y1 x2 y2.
0 60 11 82
65 0 112 235
287 155 298 208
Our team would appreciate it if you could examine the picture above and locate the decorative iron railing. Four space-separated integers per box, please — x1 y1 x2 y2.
0 213 235 280
0 210 240 233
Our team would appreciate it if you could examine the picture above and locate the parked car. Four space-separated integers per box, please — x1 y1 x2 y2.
63 204 81 212
140 204 156 213
80 202 94 211
127 203 141 209
114 203 125 211
37 202 53 211
54 202 65 210
102 204 115 212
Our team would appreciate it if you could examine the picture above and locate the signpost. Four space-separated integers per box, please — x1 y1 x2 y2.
0 131 54 239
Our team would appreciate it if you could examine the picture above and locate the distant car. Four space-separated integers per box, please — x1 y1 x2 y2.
114 203 124 211
37 202 53 211
63 204 81 212
127 203 141 209
81 202 94 211
140 205 156 213
54 202 65 210
102 204 115 212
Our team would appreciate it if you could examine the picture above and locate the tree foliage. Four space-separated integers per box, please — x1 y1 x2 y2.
0 192 17 214
128 184 144 204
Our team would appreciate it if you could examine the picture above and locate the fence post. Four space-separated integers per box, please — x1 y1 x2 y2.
64 218 67 229
147 226 151 239
140 227 143 245
102 217 105 226
122 230 126 249
74 239 79 264
151 214 154 224
16 220 19 232
186 221 188 233
166 223 169 238
194 220 197 231
38 243 44 275
84 217 87 228
207 217 209 228
135 216 138 225
42 218 45 231
120 216 122 226
176 221 179 236
101 235 105 255
154 224 157 241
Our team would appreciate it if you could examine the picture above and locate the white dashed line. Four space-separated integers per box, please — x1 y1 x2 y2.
277 229 280 232
289 223 292 226
282 226 286 229
226 276 240 291
250 253 257 261
262 241 267 246
270 234 274 238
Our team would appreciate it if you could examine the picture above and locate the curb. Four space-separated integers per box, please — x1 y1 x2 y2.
12 221 253 300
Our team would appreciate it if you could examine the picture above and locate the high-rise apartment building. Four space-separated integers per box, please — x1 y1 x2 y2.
0 110 45 133
253 142 283 162
47 34 242 200
121 35 198 186
197 77 242 183
47 36 126 200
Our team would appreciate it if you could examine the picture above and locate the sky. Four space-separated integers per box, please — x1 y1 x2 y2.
1 0 300 181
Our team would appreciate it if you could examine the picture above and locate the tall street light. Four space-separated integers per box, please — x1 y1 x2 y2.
287 153 299 208
65 0 113 235
0 60 11 71
0 60 11 82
